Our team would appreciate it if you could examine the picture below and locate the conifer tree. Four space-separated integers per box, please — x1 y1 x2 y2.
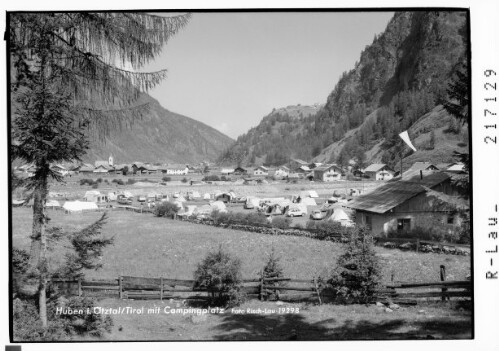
10 12 190 327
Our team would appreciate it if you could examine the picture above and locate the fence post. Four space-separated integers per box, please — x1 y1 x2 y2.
78 277 82 297
313 277 322 305
160 277 163 301
118 276 123 299
259 269 264 301
440 265 447 301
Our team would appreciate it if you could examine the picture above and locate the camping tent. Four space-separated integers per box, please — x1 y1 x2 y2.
299 190 319 198
63 201 99 213
176 195 187 202
84 190 107 203
178 205 197 218
203 193 211 200
194 205 212 217
107 192 118 201
122 191 134 199
191 191 201 199
45 200 61 208
328 208 354 227
210 201 227 213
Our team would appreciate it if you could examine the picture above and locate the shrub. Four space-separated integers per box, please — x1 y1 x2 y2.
154 201 180 218
91 183 99 189
194 247 244 307
127 178 136 185
271 216 291 229
306 220 353 240
210 210 269 227
162 176 171 182
12 248 30 275
96 178 103 183
79 178 95 186
13 297 113 341
327 226 383 304
181 177 188 183
202 175 220 182
115 179 124 186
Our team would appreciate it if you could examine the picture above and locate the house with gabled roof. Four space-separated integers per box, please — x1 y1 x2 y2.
402 161 439 179
363 163 395 181
254 166 269 176
165 164 188 175
346 172 469 237
289 159 309 170
275 165 290 178
313 164 342 182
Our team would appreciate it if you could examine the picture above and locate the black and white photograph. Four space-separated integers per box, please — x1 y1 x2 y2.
2 1 498 349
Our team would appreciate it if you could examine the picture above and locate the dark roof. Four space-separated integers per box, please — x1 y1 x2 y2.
346 172 451 214
292 159 308 165
314 164 340 172
364 163 388 173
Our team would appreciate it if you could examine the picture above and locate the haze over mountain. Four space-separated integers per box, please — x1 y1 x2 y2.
84 95 234 164
218 11 468 170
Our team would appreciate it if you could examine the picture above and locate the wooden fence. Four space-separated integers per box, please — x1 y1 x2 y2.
51 266 471 305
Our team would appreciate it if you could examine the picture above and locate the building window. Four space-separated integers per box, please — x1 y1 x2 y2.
365 215 372 230
447 215 455 224
397 218 411 232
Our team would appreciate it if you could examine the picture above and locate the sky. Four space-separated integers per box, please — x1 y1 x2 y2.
143 12 394 139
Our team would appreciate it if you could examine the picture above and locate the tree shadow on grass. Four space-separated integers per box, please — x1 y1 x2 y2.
212 310 472 341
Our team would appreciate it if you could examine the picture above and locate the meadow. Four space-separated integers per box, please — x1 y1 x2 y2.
12 207 471 283
11 206 472 340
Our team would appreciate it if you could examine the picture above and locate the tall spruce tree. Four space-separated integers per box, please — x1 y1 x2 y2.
10 12 190 327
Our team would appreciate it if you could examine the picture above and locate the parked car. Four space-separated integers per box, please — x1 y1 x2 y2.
310 210 327 220
286 208 306 217
137 195 146 203
117 195 132 205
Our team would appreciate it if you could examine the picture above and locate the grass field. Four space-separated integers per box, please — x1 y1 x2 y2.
11 207 472 340
12 207 471 283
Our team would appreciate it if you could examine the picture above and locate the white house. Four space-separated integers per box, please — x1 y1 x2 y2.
220 168 235 175
313 164 342 182
166 164 189 175
275 166 290 178
254 166 269 176
363 164 395 181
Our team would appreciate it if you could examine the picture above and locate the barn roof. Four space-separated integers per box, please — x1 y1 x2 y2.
346 172 451 214
314 164 341 172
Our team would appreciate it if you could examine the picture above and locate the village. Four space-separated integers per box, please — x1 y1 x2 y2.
13 155 468 241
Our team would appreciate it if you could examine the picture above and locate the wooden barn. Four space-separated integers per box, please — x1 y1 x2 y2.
346 172 469 237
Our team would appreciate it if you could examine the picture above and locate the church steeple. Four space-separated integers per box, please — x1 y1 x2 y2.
108 155 114 167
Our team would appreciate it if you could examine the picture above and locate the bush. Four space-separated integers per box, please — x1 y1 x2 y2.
306 220 353 240
154 201 180 218
13 296 113 341
210 210 269 227
162 176 171 182
386 215 461 243
96 178 103 183
91 183 99 189
79 178 95 186
181 177 188 183
127 178 136 185
12 248 30 275
271 216 291 229
202 175 220 182
327 226 383 304
194 247 244 307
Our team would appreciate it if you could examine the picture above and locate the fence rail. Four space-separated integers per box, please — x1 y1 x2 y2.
50 265 471 305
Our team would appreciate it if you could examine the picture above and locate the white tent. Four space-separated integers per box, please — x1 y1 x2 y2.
176 195 187 202
45 200 61 208
191 191 201 198
107 192 118 201
122 191 134 198
245 196 260 207
178 205 197 218
300 197 317 206
328 208 354 227
84 190 100 198
63 201 98 213
300 190 318 198
203 193 211 200
210 201 227 213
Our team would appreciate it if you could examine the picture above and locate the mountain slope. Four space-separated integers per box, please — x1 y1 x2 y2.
84 95 233 164
218 11 468 169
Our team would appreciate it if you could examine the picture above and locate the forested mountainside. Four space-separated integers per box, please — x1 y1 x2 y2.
84 94 234 164
218 11 468 169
